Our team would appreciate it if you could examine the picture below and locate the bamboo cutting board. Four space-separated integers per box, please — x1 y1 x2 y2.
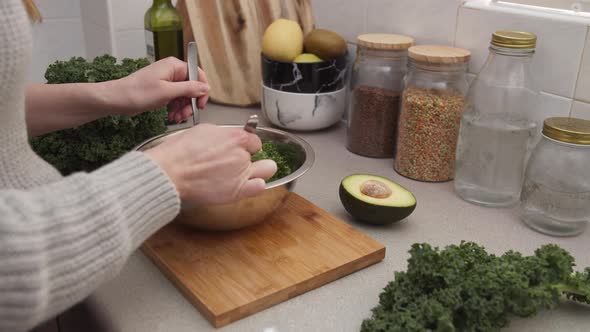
177 0 315 106
142 193 385 328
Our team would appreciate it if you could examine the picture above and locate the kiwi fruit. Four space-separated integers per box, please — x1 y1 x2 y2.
303 29 347 60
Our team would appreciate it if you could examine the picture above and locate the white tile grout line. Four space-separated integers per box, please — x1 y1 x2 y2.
538 91 590 110
570 26 590 113
538 90 590 106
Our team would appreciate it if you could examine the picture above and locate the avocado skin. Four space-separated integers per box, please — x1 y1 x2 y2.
339 183 416 225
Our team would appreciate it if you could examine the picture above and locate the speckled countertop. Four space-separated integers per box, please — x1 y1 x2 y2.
60 104 590 332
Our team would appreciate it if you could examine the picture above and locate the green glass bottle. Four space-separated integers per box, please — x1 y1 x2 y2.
144 0 184 62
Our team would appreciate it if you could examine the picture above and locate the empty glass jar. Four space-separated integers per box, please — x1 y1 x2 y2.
519 117 590 237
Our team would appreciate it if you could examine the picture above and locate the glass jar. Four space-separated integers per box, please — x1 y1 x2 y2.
394 45 470 182
519 117 590 237
455 31 539 207
346 34 414 158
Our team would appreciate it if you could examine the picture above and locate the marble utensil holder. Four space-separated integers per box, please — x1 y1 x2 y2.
261 84 347 131
261 54 348 94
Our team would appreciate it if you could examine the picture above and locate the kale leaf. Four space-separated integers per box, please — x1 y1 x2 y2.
251 140 303 182
362 242 590 332
30 55 167 175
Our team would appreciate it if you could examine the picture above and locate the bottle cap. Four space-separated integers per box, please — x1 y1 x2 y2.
543 117 590 145
491 30 537 49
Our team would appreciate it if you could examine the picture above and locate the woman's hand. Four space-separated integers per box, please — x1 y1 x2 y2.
25 57 210 136
145 124 277 205
117 57 210 123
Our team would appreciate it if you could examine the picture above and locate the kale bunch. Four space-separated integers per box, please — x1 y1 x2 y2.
31 55 167 175
362 242 590 332
251 140 304 182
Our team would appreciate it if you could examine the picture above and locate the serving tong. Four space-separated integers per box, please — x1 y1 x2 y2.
187 42 258 133
187 42 200 126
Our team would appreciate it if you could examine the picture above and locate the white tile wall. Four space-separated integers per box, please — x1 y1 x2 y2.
80 0 113 60
114 29 148 59
111 0 150 31
366 0 463 45
571 100 590 120
83 21 112 59
79 0 110 28
574 26 590 103
536 92 573 123
30 5 86 83
109 0 151 59
35 0 81 19
79 0 154 61
455 6 587 98
311 0 367 42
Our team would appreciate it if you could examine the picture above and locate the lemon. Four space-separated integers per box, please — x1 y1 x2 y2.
293 53 323 63
262 19 303 62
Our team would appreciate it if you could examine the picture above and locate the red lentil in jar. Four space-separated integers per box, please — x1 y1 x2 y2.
347 34 414 158
393 45 470 182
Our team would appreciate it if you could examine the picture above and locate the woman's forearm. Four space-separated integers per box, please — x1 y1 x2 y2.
25 81 121 137
0 152 180 331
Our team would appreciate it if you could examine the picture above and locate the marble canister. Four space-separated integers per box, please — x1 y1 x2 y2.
261 54 348 94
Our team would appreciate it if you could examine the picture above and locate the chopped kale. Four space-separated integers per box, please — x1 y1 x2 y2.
251 140 303 182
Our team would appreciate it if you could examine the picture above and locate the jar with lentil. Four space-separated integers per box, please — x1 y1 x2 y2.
394 45 470 182
346 34 414 158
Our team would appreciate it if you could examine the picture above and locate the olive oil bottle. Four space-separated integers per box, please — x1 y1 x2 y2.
144 0 184 62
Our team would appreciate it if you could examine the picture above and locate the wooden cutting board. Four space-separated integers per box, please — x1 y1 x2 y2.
142 193 385 328
177 0 315 106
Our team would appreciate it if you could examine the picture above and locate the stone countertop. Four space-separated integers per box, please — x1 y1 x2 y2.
60 104 590 332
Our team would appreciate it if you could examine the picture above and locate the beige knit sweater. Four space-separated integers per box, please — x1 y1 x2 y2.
0 1 181 331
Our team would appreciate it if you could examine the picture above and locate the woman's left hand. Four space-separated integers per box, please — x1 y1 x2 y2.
116 56 210 123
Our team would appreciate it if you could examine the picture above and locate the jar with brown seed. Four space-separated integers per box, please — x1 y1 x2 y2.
394 45 470 182
346 34 414 158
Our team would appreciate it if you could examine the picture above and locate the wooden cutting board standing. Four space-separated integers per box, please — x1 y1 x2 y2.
176 0 315 106
142 193 385 328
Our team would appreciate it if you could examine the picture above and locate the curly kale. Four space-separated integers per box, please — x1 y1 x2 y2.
30 55 167 175
251 140 304 182
361 242 590 332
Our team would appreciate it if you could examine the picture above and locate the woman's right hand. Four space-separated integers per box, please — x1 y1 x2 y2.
145 124 277 205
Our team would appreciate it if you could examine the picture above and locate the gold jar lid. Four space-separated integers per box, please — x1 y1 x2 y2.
491 30 537 49
543 117 590 145
357 34 414 50
408 45 471 64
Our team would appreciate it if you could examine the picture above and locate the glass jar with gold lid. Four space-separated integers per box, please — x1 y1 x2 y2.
455 30 539 207
519 117 590 237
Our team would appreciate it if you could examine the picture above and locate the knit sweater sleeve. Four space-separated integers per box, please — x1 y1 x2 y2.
0 151 180 332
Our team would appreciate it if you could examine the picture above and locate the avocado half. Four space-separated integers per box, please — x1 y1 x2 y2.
339 174 416 225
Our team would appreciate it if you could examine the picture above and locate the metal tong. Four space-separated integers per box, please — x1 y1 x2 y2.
187 41 200 126
188 41 258 134
244 115 259 134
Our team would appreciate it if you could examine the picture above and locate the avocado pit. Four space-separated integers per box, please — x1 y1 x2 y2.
360 180 392 199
